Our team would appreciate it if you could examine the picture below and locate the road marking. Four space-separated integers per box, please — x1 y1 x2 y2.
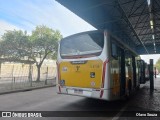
112 102 129 120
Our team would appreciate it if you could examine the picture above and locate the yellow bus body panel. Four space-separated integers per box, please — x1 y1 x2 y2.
59 60 103 88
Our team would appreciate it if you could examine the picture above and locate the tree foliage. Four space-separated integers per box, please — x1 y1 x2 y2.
0 25 62 81
30 25 62 81
30 25 62 63
0 30 32 63
155 58 160 71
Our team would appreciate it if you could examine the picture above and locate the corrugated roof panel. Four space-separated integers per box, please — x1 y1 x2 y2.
57 0 160 54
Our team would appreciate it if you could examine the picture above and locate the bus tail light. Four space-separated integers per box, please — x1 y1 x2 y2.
100 59 109 98
56 62 61 93
101 59 109 88
56 62 60 81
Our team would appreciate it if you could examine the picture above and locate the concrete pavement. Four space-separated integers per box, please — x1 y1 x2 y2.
0 76 160 120
0 87 125 120
117 75 160 119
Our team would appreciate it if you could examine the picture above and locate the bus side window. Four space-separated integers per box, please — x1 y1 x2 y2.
111 43 118 59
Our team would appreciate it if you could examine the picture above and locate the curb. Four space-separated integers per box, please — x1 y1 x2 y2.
0 85 56 95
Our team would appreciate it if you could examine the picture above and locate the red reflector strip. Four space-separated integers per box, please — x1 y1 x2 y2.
101 59 109 88
58 86 61 93
100 90 104 98
100 59 109 98
56 62 61 93
56 62 61 81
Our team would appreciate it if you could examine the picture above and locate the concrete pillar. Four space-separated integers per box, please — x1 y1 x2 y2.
150 59 154 91
154 67 156 78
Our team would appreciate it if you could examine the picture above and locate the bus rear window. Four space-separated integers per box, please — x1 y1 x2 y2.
60 32 104 58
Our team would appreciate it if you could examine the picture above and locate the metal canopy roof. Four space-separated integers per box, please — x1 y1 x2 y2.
57 0 160 54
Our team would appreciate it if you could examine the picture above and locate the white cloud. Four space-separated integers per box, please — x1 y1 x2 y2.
0 0 96 37
0 20 22 37
1 0 159 65
51 0 96 37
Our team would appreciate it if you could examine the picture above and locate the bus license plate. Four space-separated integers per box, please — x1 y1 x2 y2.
74 89 83 94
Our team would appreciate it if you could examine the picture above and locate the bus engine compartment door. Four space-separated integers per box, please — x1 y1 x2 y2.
59 60 103 89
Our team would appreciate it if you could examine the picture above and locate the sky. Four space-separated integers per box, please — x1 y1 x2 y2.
140 55 160 64
0 0 160 64
0 0 96 37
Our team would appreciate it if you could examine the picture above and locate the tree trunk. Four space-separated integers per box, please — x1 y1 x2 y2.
36 52 49 82
36 65 41 82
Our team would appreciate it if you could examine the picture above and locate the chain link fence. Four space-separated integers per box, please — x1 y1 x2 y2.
0 63 56 93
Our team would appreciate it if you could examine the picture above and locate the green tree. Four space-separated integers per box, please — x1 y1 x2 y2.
0 26 62 82
30 25 62 81
0 30 33 78
0 30 33 63
155 58 160 71
0 40 3 77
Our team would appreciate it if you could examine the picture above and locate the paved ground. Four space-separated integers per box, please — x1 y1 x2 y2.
118 75 160 120
0 87 125 120
0 76 160 120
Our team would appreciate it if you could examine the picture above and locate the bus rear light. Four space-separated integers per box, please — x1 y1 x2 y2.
58 86 61 93
100 59 109 98
56 62 61 81
100 90 104 98
56 62 62 93
101 59 109 88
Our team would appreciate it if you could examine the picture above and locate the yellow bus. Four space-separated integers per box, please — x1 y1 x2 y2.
56 30 141 101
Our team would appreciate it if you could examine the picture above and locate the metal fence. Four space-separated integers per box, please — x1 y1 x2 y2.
0 63 56 93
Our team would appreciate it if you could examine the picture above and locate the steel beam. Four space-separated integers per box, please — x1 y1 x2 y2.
133 4 147 29
117 0 149 54
128 0 146 17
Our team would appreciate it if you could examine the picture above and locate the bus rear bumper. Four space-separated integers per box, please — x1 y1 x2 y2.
56 85 118 101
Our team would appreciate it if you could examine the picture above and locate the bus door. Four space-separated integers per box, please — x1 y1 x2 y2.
120 48 126 96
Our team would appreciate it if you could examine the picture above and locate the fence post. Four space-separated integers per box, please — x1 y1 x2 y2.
28 64 33 87
28 64 31 82
12 65 14 81
0 62 1 80
31 66 33 87
11 65 14 89
45 66 48 85
150 59 154 91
